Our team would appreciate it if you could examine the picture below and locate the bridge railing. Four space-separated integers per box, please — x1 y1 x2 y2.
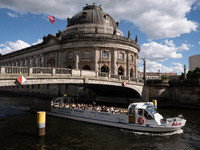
0 66 143 83
56 68 71 74
32 67 52 74
98 72 109 78
1 66 29 74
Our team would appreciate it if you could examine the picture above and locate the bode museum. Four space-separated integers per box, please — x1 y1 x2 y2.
0 4 141 103
0 4 140 78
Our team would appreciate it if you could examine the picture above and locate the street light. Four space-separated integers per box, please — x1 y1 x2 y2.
140 58 146 84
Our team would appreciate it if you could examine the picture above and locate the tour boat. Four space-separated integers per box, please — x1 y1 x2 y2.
49 97 186 133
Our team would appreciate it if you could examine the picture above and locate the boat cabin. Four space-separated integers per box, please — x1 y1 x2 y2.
128 102 163 125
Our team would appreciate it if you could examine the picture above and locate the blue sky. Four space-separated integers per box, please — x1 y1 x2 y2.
0 0 200 74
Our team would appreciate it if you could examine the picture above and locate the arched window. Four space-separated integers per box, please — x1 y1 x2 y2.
47 58 55 67
101 65 109 73
40 56 44 63
130 55 133 62
24 60 27 66
118 66 124 75
82 65 91 70
29 59 32 66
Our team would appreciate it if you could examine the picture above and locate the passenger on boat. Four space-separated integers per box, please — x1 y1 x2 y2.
101 105 105 112
110 106 114 113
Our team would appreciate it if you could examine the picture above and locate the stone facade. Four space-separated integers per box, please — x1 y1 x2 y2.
146 80 200 108
0 4 140 78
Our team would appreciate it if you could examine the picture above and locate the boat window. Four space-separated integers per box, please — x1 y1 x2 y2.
129 108 135 115
145 106 157 118
144 110 153 120
138 109 143 116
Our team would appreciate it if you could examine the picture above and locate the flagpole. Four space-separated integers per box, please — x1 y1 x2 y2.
53 23 55 35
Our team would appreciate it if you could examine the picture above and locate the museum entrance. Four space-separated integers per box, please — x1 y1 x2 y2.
101 65 109 73
118 66 124 75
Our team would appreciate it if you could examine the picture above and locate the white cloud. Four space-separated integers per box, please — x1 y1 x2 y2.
32 39 43 45
139 40 189 62
0 39 44 55
7 12 18 18
138 61 184 74
0 40 30 55
0 0 198 39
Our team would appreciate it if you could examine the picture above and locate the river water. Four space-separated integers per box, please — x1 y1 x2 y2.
0 94 200 150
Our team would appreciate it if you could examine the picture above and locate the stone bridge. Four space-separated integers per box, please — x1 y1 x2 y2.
0 66 144 100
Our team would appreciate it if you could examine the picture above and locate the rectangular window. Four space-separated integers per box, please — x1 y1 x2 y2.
24 60 27 66
130 55 133 62
83 51 90 58
29 59 32 65
119 52 124 60
68 52 73 60
102 51 108 58
40 57 44 63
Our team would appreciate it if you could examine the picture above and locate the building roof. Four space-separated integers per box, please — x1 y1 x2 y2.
67 4 118 28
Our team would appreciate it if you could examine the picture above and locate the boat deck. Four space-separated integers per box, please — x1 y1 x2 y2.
52 103 128 115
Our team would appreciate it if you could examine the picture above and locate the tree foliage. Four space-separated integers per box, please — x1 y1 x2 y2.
161 75 168 80
179 67 200 79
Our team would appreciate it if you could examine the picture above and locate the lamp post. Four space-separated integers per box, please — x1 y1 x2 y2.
141 58 146 84
184 64 187 79
140 57 147 101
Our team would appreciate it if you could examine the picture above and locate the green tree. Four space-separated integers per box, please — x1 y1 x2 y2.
179 67 200 79
161 75 168 80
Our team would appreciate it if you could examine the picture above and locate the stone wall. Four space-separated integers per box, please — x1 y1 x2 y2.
146 79 200 108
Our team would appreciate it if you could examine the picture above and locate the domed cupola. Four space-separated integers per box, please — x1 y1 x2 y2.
67 4 118 28
63 4 123 37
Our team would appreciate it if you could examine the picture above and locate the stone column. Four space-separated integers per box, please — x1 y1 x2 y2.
94 47 99 72
57 50 62 68
44 53 48 67
75 49 79 70
135 54 138 78
126 51 130 77
111 48 117 75
55 51 58 67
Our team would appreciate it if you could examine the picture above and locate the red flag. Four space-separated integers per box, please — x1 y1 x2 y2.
48 15 55 24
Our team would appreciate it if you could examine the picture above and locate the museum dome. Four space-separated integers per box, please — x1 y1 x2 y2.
67 4 118 28
63 4 123 37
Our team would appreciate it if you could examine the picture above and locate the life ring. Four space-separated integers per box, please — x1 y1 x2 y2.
138 117 145 125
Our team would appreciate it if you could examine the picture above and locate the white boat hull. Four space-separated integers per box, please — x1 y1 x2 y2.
49 107 186 133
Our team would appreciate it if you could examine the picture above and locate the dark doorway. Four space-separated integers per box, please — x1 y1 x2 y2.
118 66 124 75
101 65 109 73
82 65 91 70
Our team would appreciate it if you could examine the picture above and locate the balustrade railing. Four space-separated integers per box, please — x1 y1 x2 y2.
56 68 71 74
32 67 52 74
0 66 142 83
98 72 109 78
3 67 29 74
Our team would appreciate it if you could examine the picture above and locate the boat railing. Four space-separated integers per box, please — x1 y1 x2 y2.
52 101 128 115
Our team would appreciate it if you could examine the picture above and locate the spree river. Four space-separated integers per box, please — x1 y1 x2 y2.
0 94 200 150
